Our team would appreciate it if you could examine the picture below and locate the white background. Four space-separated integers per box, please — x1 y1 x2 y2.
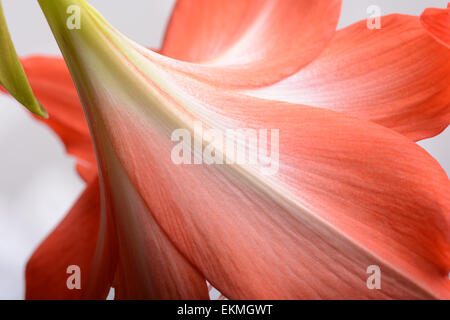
0 0 448 299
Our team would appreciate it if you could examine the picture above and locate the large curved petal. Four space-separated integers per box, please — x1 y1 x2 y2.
89 73 450 300
159 0 342 87
420 4 450 48
21 56 97 182
248 15 450 141
25 178 111 299
103 145 210 300
19 56 211 299
41 0 450 299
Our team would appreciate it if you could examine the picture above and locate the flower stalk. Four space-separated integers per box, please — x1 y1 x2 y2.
0 0 47 117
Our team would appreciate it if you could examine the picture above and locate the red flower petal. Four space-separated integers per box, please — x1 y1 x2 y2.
24 119 209 300
248 15 450 141
105 153 209 299
25 178 112 299
21 56 97 182
160 0 342 88
420 4 450 48
37 0 450 299
90 72 450 299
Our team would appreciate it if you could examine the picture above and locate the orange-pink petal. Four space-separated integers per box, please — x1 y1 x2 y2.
22 56 97 182
25 179 112 299
38 0 450 299
420 4 450 48
160 0 342 88
89 71 450 299
248 14 450 141
105 151 210 299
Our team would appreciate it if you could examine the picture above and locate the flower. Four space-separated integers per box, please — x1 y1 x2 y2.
420 3 450 48
1 0 450 299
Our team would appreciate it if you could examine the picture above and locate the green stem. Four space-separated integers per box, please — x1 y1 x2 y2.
0 0 47 118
